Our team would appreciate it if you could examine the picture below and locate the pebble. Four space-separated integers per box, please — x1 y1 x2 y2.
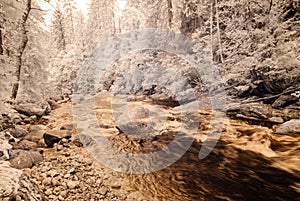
111 182 121 189
44 189 52 196
68 168 76 174
57 144 63 151
61 138 68 143
67 181 78 189
40 173 47 179
42 178 52 186
74 175 79 181
41 166 50 173
54 186 61 192
48 170 59 177
96 178 103 185
51 177 60 186
50 156 57 161
85 158 94 165
64 173 71 179
98 186 108 195
61 182 67 188
64 152 71 157
60 190 68 198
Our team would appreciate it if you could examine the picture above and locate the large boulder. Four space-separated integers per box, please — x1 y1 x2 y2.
0 162 44 200
272 94 299 108
9 126 28 138
9 150 43 169
43 130 72 147
11 139 38 151
275 119 300 134
0 161 22 199
23 130 46 144
22 124 48 146
14 101 51 117
227 102 272 120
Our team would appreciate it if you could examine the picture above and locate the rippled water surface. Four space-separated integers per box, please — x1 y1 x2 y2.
72 94 300 201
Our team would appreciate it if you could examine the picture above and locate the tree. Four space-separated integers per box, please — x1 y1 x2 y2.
0 5 3 55
0 29 3 55
215 0 223 63
73 10 85 54
61 0 76 44
50 4 66 51
85 0 115 51
11 0 31 99
167 0 173 28
210 2 213 61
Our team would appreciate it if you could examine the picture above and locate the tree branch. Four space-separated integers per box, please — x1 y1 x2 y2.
242 88 299 104
31 7 50 12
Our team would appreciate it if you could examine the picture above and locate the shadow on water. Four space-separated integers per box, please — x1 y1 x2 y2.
128 139 300 201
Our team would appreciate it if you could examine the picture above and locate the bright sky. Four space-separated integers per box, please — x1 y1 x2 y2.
115 0 127 19
36 0 128 31
116 0 127 11
37 0 91 30
74 0 90 17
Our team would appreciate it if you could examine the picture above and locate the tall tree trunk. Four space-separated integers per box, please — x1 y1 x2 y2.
210 2 214 62
167 0 173 29
57 11 66 50
215 0 223 63
0 29 3 55
12 0 31 99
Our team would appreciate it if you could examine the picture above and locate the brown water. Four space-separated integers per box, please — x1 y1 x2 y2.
125 139 300 201
71 94 300 200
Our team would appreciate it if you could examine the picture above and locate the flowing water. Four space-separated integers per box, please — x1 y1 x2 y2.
71 94 300 200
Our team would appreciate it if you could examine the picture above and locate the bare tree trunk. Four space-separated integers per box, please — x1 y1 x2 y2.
210 3 214 62
0 29 3 55
215 0 223 63
12 0 31 99
167 0 173 29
